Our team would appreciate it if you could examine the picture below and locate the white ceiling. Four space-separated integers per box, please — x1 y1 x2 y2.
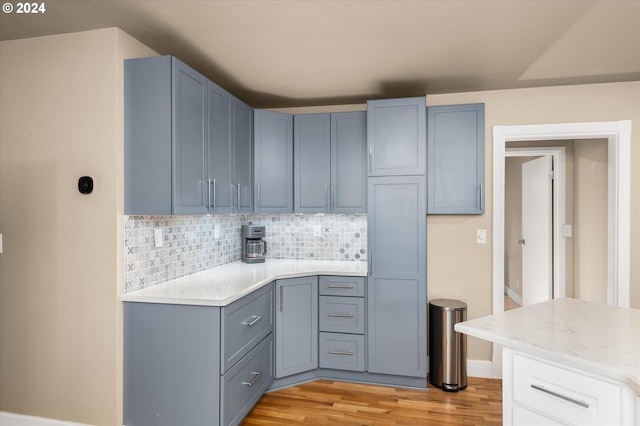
1 0 639 108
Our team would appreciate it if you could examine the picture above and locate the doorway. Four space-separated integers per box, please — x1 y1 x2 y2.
491 121 631 378
504 147 566 309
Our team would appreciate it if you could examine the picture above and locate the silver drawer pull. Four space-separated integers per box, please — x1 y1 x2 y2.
327 285 355 289
328 312 354 318
328 349 354 356
530 384 590 409
241 315 262 326
241 371 262 387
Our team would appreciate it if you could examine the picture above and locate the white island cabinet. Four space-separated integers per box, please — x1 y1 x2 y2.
455 298 640 426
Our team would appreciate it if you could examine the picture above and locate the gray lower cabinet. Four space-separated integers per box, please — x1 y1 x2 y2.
294 112 367 214
318 276 367 373
124 55 254 215
124 302 221 425
367 176 427 378
367 97 426 176
254 110 294 213
275 276 318 378
123 283 274 426
427 103 485 214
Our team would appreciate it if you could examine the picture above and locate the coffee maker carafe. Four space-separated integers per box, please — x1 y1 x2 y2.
241 224 267 263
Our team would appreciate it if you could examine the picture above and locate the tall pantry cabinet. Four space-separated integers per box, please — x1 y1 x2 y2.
366 97 427 379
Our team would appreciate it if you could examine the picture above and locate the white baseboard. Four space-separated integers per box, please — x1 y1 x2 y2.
504 286 522 306
466 359 498 379
0 412 89 426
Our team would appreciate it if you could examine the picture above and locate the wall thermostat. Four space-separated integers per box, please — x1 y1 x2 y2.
78 176 93 194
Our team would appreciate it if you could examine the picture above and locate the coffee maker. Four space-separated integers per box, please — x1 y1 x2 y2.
241 224 267 263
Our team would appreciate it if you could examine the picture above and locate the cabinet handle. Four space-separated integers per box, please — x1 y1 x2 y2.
530 384 590 409
241 371 262 387
212 178 216 210
328 349 354 356
279 285 283 312
479 183 483 211
368 146 373 172
257 186 261 209
327 284 354 289
332 186 336 209
241 315 262 326
368 251 373 275
325 186 329 209
206 179 211 209
328 312 354 318
237 183 241 211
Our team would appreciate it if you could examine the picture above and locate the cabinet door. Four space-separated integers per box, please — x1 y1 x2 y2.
367 176 427 377
208 82 233 213
427 103 485 214
331 111 367 213
233 99 254 213
172 58 209 214
367 97 426 176
294 114 331 213
254 110 293 213
275 276 318 378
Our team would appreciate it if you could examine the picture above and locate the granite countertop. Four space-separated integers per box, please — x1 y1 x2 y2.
121 259 368 307
455 298 640 393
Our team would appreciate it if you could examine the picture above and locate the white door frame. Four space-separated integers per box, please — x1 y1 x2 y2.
491 121 631 378
506 147 566 304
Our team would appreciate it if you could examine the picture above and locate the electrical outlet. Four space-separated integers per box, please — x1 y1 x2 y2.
214 224 220 240
476 229 487 244
314 225 321 237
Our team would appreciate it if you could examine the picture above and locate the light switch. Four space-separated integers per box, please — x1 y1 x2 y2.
476 229 487 244
562 224 573 238
314 225 321 237
154 228 163 248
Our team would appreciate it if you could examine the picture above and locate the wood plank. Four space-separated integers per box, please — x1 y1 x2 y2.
242 378 502 425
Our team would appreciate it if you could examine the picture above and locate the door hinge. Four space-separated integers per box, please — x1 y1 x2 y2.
549 170 555 180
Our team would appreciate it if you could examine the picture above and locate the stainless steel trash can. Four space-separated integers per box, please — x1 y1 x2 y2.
428 299 467 392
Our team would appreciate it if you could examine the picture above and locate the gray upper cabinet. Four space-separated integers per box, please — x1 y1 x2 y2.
293 111 367 214
367 97 426 176
427 103 485 214
233 99 254 213
331 112 367 213
294 114 331 213
208 82 234 214
275 276 318 378
124 56 254 215
254 110 294 213
172 58 209 215
367 175 427 379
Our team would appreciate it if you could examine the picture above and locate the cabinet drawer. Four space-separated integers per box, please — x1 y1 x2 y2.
221 284 274 372
512 352 623 425
319 276 365 297
221 334 274 426
319 332 365 372
319 296 365 334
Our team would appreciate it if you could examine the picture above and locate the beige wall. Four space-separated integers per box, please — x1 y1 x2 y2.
0 29 156 425
573 139 609 303
427 82 640 361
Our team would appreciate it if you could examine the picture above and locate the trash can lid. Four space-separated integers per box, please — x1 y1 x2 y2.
429 299 467 311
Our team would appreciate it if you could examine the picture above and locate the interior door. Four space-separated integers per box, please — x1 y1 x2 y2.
521 156 553 306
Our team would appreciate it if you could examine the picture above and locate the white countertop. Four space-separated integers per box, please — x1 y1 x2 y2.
455 298 640 393
121 259 368 307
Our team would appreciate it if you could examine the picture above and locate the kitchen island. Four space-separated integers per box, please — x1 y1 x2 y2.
455 298 640 425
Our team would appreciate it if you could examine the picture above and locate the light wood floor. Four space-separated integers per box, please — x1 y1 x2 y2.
242 377 502 425
504 294 520 311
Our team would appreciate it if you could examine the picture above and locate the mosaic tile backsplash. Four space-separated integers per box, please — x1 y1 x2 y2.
123 214 367 293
